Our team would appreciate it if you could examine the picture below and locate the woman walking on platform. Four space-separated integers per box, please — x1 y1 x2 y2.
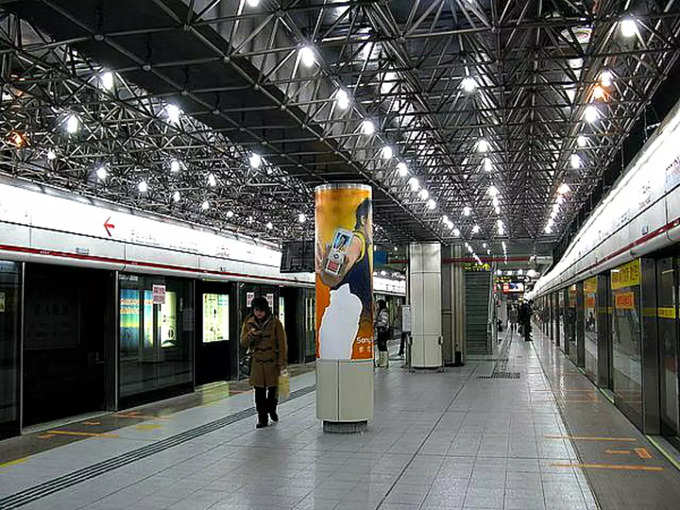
375 299 390 368
240 297 287 428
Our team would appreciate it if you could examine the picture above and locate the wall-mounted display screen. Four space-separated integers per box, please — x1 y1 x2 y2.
203 293 229 343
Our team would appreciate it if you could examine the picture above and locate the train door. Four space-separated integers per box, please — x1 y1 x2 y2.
583 277 598 383
553 291 564 347
597 273 613 389
0 261 21 438
196 281 236 385
566 285 577 363
23 263 114 426
657 257 679 439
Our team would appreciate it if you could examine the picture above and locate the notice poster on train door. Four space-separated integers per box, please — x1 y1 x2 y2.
266 293 274 311
246 292 255 307
315 184 373 360
0 292 4 313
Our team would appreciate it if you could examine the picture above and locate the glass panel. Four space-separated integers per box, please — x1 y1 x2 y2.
119 274 194 399
657 258 679 434
0 261 20 436
202 294 230 343
610 260 642 422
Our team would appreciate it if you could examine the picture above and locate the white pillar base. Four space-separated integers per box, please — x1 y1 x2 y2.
316 359 373 431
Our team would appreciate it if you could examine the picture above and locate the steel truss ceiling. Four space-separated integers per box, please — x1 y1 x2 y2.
1 0 679 253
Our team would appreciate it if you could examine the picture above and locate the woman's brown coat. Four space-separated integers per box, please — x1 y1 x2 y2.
240 314 287 388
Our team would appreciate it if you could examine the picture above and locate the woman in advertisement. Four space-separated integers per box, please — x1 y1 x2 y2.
240 297 287 428
316 196 374 360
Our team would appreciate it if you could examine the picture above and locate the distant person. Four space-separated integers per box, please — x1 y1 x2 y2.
508 304 519 333
518 300 533 341
375 299 390 367
240 297 287 428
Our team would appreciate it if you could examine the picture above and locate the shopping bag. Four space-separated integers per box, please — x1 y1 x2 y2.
278 370 290 400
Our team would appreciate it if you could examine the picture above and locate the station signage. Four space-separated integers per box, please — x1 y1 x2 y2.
614 291 635 310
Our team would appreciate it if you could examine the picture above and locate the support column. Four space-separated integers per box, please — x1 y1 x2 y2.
451 246 466 365
409 242 442 368
315 184 374 433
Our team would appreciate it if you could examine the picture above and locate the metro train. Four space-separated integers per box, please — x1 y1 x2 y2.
0 176 404 437
528 98 680 446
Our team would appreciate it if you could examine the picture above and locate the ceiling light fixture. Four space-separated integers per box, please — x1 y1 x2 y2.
600 69 613 87
208 174 217 187
96 166 108 181
47 149 57 161
397 162 408 177
483 158 492 172
170 159 181 173
100 72 114 90
202 201 210 211
477 139 489 152
335 89 350 110
620 17 638 38
577 135 587 147
382 146 393 160
558 183 571 194
463 206 471 216
299 46 316 67
65 114 79 134
173 191 181 202
361 119 375 136
249 153 262 169
408 177 420 191
584 104 599 123
166 104 181 125
427 199 436 210
419 189 429 200
226 210 234 218
138 180 148 193
570 154 582 169
298 213 307 223
488 185 499 196
472 225 480 234
461 77 477 93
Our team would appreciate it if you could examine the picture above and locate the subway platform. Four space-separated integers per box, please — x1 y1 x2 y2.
1 328 680 510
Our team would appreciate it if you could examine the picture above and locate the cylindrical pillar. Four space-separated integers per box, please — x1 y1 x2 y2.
314 184 374 433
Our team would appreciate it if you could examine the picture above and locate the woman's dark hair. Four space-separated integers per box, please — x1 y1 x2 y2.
377 299 386 310
251 296 270 313
354 198 372 230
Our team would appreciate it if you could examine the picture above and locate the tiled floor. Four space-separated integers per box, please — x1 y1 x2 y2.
1 327 678 509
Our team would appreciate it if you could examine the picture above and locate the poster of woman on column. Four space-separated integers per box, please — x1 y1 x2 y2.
315 184 374 360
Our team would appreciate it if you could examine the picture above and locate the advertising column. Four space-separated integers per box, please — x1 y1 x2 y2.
315 184 374 433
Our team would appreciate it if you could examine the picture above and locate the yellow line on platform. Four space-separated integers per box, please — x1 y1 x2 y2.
0 457 28 469
545 435 637 442
635 448 652 459
551 462 663 472
47 430 119 438
605 449 632 455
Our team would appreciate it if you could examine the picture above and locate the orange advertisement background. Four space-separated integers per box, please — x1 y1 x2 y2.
315 187 373 360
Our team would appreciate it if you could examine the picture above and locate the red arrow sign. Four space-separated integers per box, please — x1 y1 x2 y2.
104 217 115 237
